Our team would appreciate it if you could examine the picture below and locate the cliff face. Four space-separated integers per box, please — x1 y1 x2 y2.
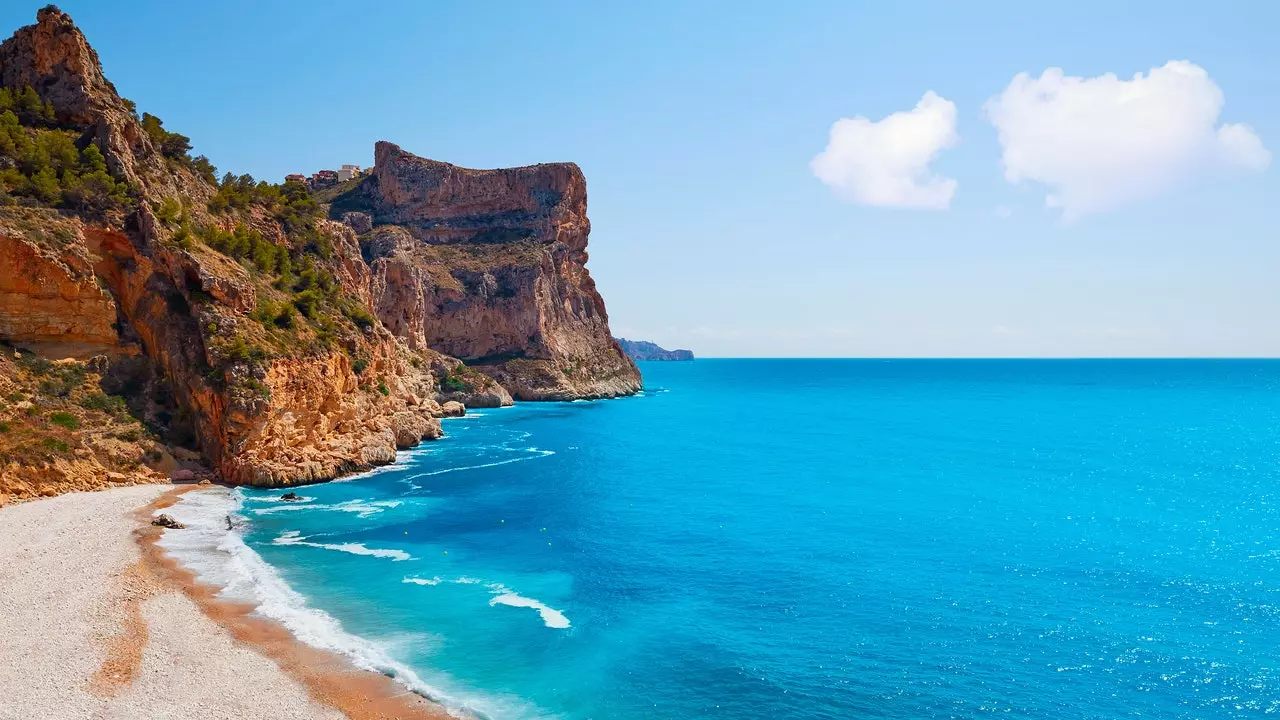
337 142 641 400
0 210 119 354
0 8 448 488
0 7 639 492
616 338 694 362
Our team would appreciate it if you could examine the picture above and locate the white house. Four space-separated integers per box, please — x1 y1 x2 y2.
337 164 362 182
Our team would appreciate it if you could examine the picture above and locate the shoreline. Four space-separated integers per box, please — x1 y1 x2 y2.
0 483 453 720
138 486 457 720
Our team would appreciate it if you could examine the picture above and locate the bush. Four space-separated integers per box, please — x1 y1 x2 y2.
41 437 70 453
351 358 368 375
49 411 80 429
33 362 86 397
439 373 467 393
114 428 141 442
154 197 181 225
80 392 128 415
223 335 264 364
377 382 390 396
292 289 322 320
141 112 192 161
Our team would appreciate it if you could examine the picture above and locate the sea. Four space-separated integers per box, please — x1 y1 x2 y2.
158 359 1280 719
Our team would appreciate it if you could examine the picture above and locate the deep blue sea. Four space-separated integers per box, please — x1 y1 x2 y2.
162 359 1280 719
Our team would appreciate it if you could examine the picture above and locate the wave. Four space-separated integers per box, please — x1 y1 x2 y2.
488 588 572 630
272 531 412 562
156 488 545 720
402 576 570 630
249 498 403 518
328 445 436 483
413 449 554 478
403 575 485 587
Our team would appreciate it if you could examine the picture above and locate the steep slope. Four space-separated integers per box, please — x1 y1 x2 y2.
331 142 641 400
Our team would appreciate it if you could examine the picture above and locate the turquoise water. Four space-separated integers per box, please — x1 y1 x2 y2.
205 360 1280 718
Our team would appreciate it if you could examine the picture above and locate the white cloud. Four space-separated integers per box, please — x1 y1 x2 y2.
811 91 958 210
985 61 1270 220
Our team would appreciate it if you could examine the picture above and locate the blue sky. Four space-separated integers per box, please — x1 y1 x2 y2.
5 1 1277 357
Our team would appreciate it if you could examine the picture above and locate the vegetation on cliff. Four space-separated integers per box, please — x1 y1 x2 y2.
0 86 132 215
0 345 179 503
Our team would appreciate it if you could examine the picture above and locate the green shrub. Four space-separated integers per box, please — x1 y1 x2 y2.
377 382 390 396
48 411 80 429
439 373 467 393
41 437 70 453
79 392 128 415
154 196 181 225
292 289 322 319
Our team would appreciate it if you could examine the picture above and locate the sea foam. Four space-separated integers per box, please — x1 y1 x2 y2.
402 576 570 629
272 531 412 561
156 488 538 720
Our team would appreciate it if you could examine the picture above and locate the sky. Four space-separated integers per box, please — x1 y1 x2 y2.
4 1 1277 357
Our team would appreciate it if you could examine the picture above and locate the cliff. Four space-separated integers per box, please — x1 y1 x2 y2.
0 7 637 494
616 338 694 361
330 142 641 400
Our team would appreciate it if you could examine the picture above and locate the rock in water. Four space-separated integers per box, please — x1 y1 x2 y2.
151 514 185 529
280 492 301 502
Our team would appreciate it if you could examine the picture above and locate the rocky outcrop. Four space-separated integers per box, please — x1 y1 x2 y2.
0 211 119 354
0 8 457 489
338 142 641 400
616 338 694 361
0 7 640 494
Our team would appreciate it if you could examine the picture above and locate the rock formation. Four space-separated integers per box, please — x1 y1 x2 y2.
334 142 641 400
0 7 639 494
616 338 694 361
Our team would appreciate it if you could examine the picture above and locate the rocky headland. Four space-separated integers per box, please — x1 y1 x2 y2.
616 338 695 361
0 6 639 501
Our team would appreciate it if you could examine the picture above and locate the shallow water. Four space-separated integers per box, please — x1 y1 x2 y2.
165 360 1280 718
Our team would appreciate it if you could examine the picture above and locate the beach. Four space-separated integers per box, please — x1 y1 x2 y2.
0 485 449 720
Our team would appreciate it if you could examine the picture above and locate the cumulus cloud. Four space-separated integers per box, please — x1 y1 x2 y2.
811 91 958 210
985 61 1270 220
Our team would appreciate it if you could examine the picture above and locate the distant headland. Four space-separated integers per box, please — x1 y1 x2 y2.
615 338 694 361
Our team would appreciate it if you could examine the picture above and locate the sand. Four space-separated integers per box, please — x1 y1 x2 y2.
0 485 402 720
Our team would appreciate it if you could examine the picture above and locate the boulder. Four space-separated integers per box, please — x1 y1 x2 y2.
440 400 465 417
151 513 185 529
342 211 373 234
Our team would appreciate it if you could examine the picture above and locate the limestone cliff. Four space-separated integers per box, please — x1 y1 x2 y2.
0 7 639 492
332 142 641 400
0 7 447 488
